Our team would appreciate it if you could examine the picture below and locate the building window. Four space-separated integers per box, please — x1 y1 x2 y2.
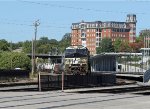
81 33 85 37
96 33 99 37
96 28 99 32
99 33 101 37
96 42 99 47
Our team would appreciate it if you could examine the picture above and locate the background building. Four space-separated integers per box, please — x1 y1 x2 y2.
71 14 137 55
140 29 150 56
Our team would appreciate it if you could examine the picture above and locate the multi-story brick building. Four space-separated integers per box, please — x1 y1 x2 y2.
71 14 137 55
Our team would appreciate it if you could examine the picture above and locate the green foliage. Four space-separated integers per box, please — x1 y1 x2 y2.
136 36 143 43
59 33 71 53
12 52 31 70
10 41 23 50
114 38 122 52
0 39 9 51
37 58 45 63
119 40 131 52
38 37 49 45
0 52 11 69
22 34 70 54
96 47 101 54
0 39 23 52
22 40 32 53
37 37 59 54
96 38 114 54
0 52 31 70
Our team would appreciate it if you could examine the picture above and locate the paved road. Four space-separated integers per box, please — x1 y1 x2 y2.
0 90 150 109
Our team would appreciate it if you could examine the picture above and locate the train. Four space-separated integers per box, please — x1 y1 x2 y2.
64 45 91 75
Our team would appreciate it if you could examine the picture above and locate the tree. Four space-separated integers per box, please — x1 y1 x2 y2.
1 33 71 55
0 52 31 70
0 39 9 51
119 40 131 52
22 40 32 53
37 37 49 46
96 47 102 54
36 37 59 54
38 44 51 54
10 41 23 50
59 33 71 53
96 38 114 54
128 36 144 53
11 52 31 70
114 38 122 52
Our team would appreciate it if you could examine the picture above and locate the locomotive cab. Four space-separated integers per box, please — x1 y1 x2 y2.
64 45 90 75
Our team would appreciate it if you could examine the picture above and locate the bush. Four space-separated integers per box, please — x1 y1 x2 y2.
0 52 31 70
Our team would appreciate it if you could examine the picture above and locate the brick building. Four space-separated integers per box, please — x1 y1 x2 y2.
71 14 137 55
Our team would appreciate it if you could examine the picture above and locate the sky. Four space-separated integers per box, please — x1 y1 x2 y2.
0 0 150 42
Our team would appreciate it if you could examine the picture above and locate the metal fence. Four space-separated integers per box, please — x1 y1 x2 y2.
0 70 30 82
38 72 116 91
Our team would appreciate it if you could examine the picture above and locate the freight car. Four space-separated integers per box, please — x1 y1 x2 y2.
64 45 90 75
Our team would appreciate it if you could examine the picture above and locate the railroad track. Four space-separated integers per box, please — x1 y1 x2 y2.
1 82 150 94
0 85 38 91
0 82 38 91
66 84 150 94
0 76 147 92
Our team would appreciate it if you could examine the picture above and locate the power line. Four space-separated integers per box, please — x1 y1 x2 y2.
0 20 70 29
40 20 71 27
0 20 148 32
20 0 148 15
109 0 150 1
41 25 69 29
0 18 34 23
0 18 149 31
0 21 33 27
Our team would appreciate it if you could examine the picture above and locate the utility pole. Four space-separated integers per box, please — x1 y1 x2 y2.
32 20 40 75
10 41 12 69
32 38 34 75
